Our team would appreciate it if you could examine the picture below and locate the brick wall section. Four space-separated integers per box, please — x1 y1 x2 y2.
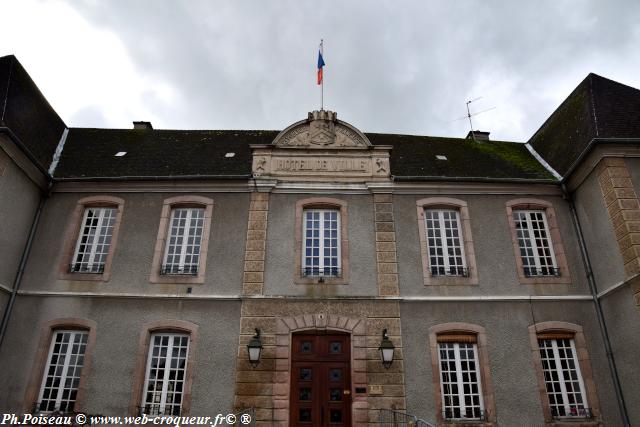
242 192 270 295
597 158 640 286
374 194 400 296
233 300 406 427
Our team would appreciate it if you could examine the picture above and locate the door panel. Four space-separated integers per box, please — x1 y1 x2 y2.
290 334 351 427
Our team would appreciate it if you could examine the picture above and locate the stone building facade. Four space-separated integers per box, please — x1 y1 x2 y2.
1 54 639 426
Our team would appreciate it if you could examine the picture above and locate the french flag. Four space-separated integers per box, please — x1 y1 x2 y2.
317 45 325 85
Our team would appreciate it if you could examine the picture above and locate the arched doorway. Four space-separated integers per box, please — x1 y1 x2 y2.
289 331 351 427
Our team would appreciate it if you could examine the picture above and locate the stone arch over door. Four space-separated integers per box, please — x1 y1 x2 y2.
274 314 368 426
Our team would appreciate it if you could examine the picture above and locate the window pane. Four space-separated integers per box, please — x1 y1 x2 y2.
438 342 484 420
513 210 558 276
302 209 340 277
538 338 588 418
142 333 189 416
72 208 116 273
425 210 467 276
162 208 204 275
38 331 89 412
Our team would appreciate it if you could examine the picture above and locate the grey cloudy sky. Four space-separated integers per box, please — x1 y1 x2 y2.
2 0 640 141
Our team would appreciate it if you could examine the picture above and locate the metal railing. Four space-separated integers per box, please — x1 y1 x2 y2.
301 266 342 277
552 407 593 420
524 266 561 277
379 409 435 427
69 263 105 273
160 264 198 276
442 409 486 422
430 266 469 277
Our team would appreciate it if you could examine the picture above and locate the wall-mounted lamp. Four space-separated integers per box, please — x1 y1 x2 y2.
378 328 395 369
247 328 263 367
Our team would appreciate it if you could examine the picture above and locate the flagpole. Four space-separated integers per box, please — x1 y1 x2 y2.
320 39 324 110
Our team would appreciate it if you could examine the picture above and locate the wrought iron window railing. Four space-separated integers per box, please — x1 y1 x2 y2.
430 266 469 277
552 407 593 420
442 409 486 422
69 263 105 274
301 267 342 277
523 266 560 277
138 405 182 417
160 264 198 276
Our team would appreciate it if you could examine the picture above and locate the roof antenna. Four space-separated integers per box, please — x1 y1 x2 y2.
452 97 495 141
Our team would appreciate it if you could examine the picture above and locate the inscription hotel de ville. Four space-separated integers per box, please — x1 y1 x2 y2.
251 110 392 181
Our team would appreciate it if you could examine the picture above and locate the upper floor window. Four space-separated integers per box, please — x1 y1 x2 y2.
162 208 205 275
506 199 571 284
71 207 117 273
37 330 89 413
59 196 124 282
302 209 340 277
141 333 190 416
417 198 478 286
424 209 467 277
429 323 496 425
150 196 214 284
513 210 558 277
529 322 600 423
295 198 349 285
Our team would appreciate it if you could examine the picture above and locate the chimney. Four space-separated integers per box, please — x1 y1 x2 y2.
133 121 153 130
466 130 490 141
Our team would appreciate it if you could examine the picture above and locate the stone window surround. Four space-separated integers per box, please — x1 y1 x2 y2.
128 319 199 416
149 195 214 284
273 314 368 426
528 321 601 427
294 197 349 285
24 318 97 413
58 196 125 282
505 198 572 285
416 197 479 286
428 322 497 427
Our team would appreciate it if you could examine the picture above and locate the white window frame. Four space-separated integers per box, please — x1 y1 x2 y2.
162 208 205 275
71 207 117 273
424 209 467 276
539 338 589 419
37 330 88 413
302 208 341 277
141 332 190 416
513 210 558 276
437 342 485 421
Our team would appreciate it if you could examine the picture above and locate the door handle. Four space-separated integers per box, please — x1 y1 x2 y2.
321 405 324 425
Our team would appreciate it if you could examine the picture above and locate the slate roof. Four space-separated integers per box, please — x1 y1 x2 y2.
54 127 553 181
0 55 66 171
529 73 640 176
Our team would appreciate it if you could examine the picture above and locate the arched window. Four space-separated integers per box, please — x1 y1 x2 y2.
130 320 198 416
294 198 349 285
529 322 600 423
506 199 571 284
150 196 214 284
25 318 97 413
416 198 478 285
429 323 496 425
59 196 124 281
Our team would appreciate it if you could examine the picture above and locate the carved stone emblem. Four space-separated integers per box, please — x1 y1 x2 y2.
309 118 335 146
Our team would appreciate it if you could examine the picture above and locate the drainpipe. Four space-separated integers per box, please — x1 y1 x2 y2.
0 183 50 351
562 183 630 426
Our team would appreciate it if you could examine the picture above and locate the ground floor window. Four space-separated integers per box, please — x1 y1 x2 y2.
37 330 88 412
437 341 484 420
538 338 589 418
141 333 190 416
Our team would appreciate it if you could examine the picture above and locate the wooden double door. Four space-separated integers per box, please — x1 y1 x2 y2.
290 332 351 427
